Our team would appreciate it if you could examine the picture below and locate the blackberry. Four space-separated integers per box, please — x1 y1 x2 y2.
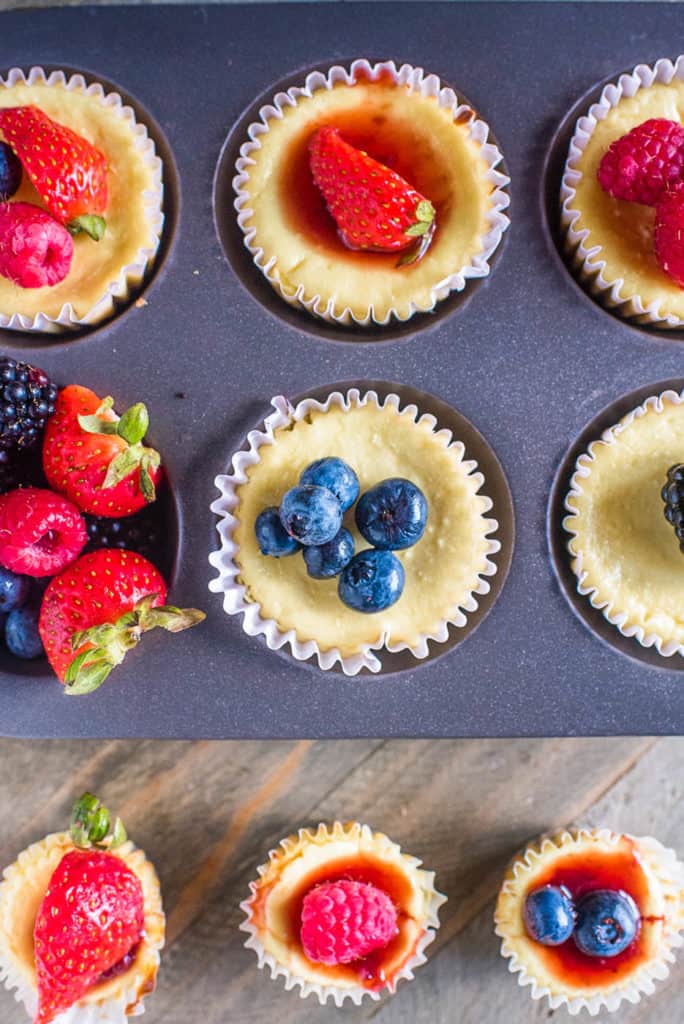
662 464 684 550
84 506 164 567
0 446 47 494
0 357 58 453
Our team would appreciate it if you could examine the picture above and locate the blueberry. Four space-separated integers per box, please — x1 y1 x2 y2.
300 458 360 512
523 886 575 946
338 549 405 612
303 528 355 579
0 567 31 613
355 478 428 551
254 507 301 557
280 485 342 547
5 605 44 659
573 890 640 958
0 142 21 201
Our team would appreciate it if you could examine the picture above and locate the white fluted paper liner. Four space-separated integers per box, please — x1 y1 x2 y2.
208 388 501 674
233 59 510 326
240 821 446 1006
0 67 164 334
564 387 684 658
495 827 684 1016
0 832 165 1023
561 55 684 328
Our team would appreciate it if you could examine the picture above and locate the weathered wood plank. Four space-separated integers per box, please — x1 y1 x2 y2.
1 737 679 1024
371 738 683 1024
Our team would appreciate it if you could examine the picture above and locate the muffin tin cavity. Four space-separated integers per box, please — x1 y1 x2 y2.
0 64 179 350
543 65 684 343
214 61 510 345
210 379 514 676
548 378 684 671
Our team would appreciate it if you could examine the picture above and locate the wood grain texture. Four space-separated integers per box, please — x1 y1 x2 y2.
0 737 682 1024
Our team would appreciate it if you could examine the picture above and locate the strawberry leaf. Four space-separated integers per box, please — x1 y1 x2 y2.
117 403 149 446
141 606 207 633
65 658 115 695
67 214 106 241
70 792 128 850
78 414 119 435
404 221 430 238
103 447 142 490
416 199 435 223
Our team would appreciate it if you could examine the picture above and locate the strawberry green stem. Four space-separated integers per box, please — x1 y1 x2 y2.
70 792 127 850
67 214 106 241
78 398 161 503
64 595 206 696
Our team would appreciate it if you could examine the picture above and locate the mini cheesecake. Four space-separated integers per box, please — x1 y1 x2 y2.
562 64 684 326
564 389 684 657
241 821 446 1003
234 60 508 325
0 69 163 329
495 828 684 1015
0 796 164 1023
220 390 499 670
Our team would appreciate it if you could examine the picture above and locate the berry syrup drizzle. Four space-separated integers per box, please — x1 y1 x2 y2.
529 843 663 987
279 70 453 265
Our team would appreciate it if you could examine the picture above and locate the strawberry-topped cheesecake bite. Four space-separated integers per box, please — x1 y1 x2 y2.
241 821 446 1004
495 828 684 1015
0 360 205 683
0 68 163 332
234 59 509 326
561 59 684 327
0 792 164 1024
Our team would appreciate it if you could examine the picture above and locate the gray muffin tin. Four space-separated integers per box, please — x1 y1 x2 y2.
1 1 684 739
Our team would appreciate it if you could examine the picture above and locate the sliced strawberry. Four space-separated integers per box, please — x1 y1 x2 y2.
43 385 163 518
39 548 205 692
309 126 436 265
0 106 107 241
34 793 143 1024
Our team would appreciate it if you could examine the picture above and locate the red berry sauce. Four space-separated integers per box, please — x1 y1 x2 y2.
252 853 423 991
528 841 663 989
278 69 463 266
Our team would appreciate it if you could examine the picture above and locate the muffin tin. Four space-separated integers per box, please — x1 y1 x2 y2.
2 1 684 739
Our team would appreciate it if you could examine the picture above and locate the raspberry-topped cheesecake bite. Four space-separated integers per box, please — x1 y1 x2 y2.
495 828 684 1015
241 821 446 1004
561 58 684 327
0 792 164 1024
0 68 163 332
234 59 509 327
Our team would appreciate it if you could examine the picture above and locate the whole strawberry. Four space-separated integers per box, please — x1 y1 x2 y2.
39 548 205 693
0 106 108 241
0 202 73 288
655 182 684 287
43 385 163 518
309 127 435 265
34 793 143 1024
597 118 684 206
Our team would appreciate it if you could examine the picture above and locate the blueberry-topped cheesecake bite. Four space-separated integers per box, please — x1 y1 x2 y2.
495 828 684 1015
0 792 164 1023
564 389 684 658
240 821 446 1004
211 388 501 673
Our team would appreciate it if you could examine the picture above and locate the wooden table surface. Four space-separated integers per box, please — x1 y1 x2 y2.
0 737 682 1023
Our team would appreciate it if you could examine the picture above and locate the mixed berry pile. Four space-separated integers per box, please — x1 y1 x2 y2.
0 358 204 691
255 456 428 613
598 118 684 287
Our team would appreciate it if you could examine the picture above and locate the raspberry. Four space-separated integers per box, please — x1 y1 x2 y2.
0 201 73 288
597 119 684 205
300 879 398 965
0 487 86 577
655 182 684 287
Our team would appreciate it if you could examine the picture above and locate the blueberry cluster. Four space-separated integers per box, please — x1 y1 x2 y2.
662 464 684 551
0 358 58 454
254 457 428 613
0 566 44 660
84 506 163 565
524 885 640 957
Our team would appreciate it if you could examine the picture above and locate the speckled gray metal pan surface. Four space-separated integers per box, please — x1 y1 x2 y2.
1 1 684 739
